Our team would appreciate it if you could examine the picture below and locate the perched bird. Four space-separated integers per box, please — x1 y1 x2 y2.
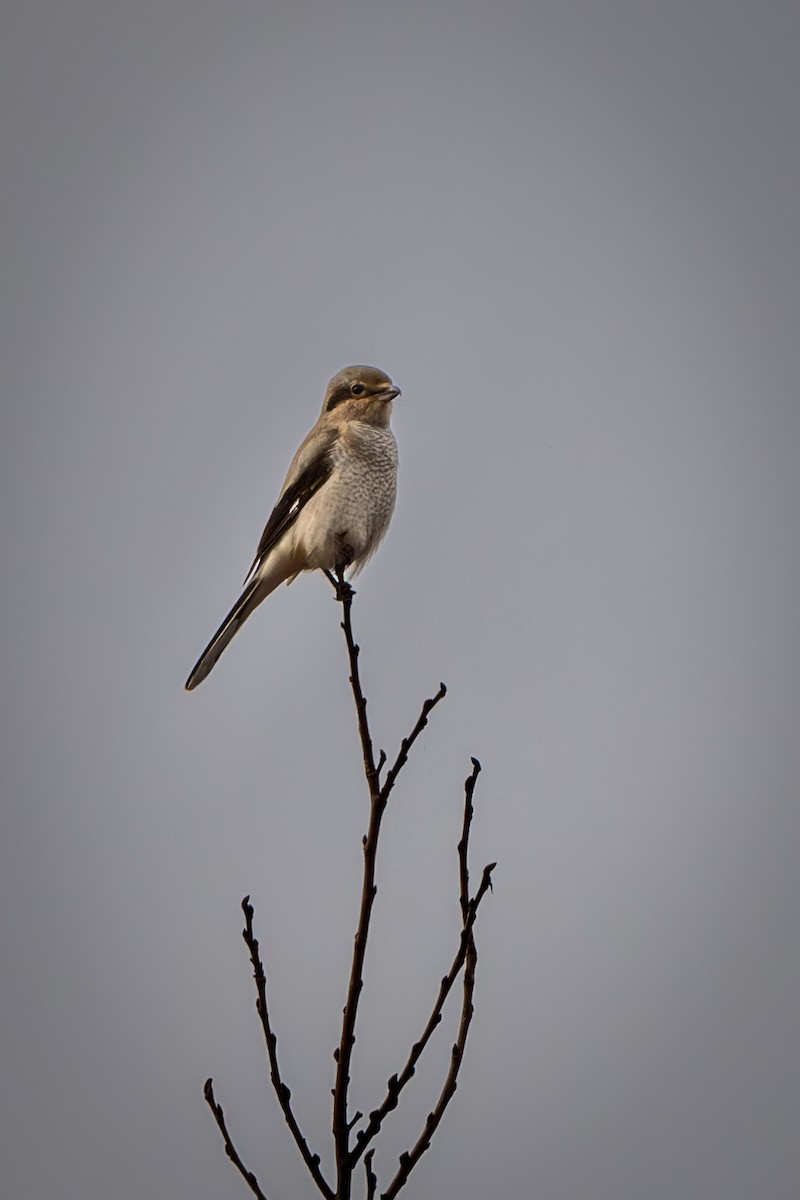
185 365 400 690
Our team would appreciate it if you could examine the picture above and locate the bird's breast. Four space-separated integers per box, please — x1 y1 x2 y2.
295 423 398 572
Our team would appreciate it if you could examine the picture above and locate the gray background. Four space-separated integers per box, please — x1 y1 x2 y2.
2 2 799 1198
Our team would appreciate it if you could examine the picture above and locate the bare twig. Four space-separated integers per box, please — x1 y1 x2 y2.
203 1078 270 1200
382 934 479 1200
331 764 383 1199
382 864 496 1199
379 682 448 802
204 581 495 1200
331 578 447 1200
350 857 496 1166
364 1150 377 1200
458 758 482 922
336 576 380 797
241 896 334 1200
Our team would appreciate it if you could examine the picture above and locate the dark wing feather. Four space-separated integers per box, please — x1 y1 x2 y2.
184 578 262 690
243 443 334 584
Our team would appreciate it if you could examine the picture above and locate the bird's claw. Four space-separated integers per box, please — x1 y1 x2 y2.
324 569 356 603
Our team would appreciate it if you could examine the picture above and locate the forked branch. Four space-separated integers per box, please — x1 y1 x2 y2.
350 846 496 1166
204 582 495 1200
332 578 448 1199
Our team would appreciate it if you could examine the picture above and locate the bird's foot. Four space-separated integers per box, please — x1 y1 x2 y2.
324 568 356 603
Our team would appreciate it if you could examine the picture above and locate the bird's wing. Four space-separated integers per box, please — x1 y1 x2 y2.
184 578 263 690
243 431 336 585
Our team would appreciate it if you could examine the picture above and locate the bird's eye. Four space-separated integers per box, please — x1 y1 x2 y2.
350 382 365 395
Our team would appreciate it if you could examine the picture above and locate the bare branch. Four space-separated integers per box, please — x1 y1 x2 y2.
332 780 382 1197
382 931 480 1200
331 580 448 1200
458 758 482 922
379 683 447 803
203 1078 270 1200
364 1150 378 1200
241 897 334 1200
352 758 495 1186
336 579 379 797
350 857 495 1166
205 579 495 1200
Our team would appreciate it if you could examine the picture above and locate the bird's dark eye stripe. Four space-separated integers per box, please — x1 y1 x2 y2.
327 382 365 410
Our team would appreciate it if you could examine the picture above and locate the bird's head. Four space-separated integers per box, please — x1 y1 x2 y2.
323 365 400 423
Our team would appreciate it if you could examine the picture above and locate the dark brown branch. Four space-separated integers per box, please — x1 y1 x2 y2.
381 854 494 1200
379 683 447 803
364 1150 377 1200
381 922 483 1200
203 1078 270 1200
350 858 496 1167
331 579 447 1200
351 757 494 1186
458 758 482 922
241 896 334 1200
331 765 383 1200
205 578 494 1200
336 579 379 798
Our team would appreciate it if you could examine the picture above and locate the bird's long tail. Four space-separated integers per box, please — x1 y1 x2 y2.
185 579 266 691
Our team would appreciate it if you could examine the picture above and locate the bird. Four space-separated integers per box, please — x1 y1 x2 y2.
185 364 400 690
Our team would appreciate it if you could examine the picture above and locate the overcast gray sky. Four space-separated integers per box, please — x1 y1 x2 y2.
2 2 800 1198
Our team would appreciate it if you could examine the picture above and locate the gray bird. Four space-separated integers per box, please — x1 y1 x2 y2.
185 365 400 690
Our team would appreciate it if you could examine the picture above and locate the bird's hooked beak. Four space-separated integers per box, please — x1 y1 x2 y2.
382 385 401 401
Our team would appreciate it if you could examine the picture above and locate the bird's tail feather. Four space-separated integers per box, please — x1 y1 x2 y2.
185 579 265 691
